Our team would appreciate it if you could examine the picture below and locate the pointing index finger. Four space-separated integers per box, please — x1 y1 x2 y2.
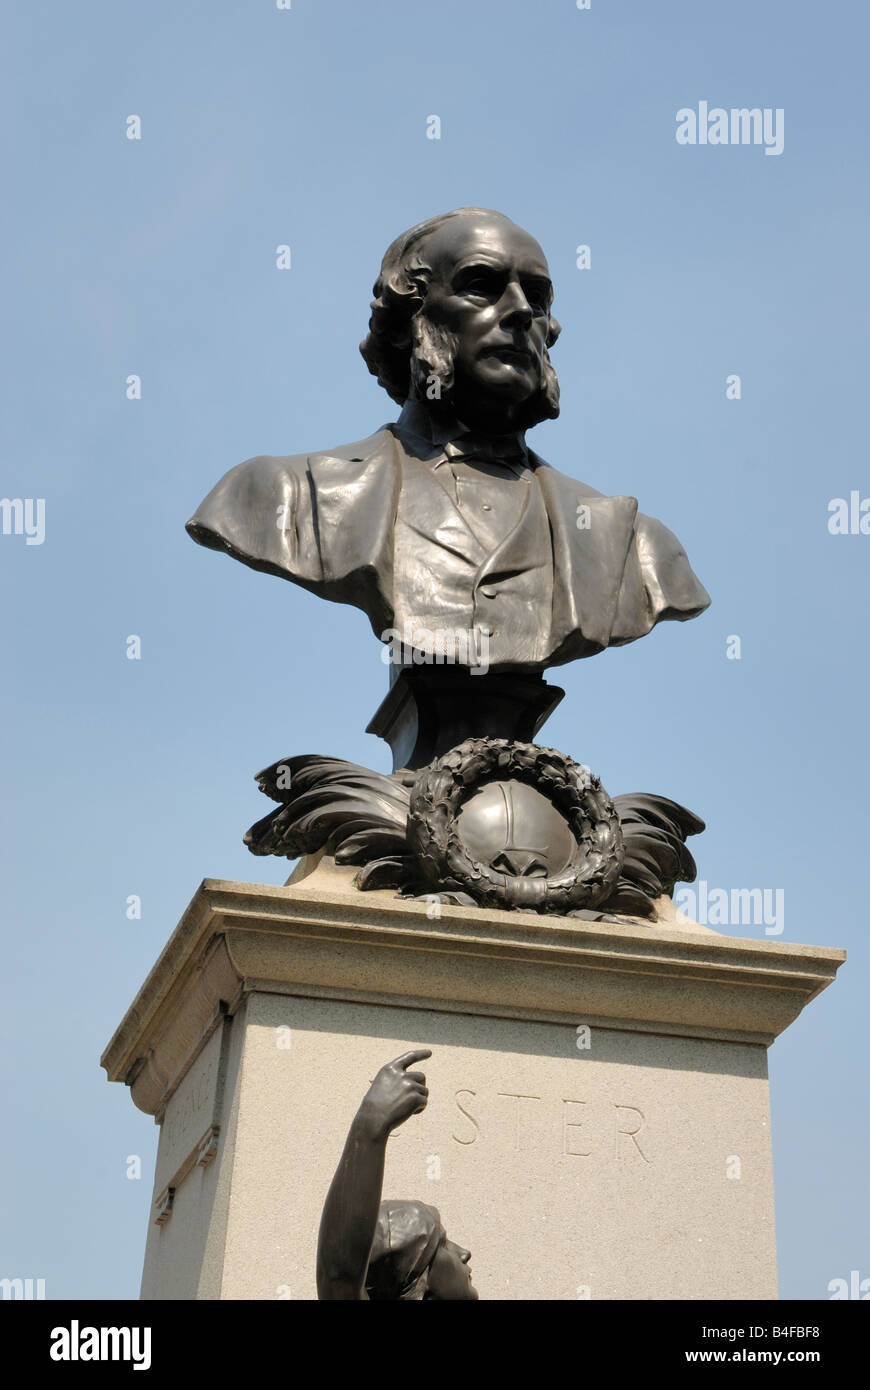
392 1048 432 1070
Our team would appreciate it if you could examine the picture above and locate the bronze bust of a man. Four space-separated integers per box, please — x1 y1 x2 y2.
187 207 709 674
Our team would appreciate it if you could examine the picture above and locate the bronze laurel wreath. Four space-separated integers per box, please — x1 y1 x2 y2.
407 738 625 913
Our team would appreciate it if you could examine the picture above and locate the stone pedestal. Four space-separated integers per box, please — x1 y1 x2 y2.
101 873 844 1301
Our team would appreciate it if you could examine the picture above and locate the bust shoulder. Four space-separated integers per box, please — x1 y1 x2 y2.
186 428 397 546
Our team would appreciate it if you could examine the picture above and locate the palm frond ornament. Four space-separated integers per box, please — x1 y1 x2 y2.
245 744 703 921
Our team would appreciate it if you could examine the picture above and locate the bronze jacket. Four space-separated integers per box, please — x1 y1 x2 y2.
186 424 710 671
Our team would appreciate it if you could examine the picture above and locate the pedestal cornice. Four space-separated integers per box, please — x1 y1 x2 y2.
101 878 845 1115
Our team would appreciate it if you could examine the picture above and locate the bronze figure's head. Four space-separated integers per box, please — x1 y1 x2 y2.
361 207 562 435
366 1200 477 1301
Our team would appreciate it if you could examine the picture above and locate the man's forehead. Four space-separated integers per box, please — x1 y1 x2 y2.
423 215 550 279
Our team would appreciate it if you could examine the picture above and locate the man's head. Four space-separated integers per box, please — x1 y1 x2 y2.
365 1200 478 1301
360 208 561 435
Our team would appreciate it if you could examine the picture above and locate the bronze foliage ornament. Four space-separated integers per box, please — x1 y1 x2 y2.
245 746 703 920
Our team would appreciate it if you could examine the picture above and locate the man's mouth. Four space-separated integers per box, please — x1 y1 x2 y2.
486 344 532 366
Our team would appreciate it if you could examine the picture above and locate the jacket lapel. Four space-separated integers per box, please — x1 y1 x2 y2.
393 436 489 568
534 462 639 650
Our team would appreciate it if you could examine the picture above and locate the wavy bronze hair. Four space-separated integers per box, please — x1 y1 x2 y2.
360 207 561 429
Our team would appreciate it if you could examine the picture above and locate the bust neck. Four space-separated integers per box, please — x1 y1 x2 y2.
396 398 526 451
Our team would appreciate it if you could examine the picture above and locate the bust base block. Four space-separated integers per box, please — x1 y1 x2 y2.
101 877 844 1301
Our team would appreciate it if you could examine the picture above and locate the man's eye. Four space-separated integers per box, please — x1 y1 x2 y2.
525 286 549 311
461 275 499 296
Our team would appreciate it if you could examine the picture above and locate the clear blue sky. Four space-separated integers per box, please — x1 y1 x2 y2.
2 0 867 1299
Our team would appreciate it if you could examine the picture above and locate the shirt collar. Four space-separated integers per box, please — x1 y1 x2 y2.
394 398 530 469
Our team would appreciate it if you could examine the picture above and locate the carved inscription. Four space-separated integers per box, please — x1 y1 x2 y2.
453 1089 479 1146
497 1092 543 1152
450 1088 650 1162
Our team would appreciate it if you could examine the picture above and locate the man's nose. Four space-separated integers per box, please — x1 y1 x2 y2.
459 1247 471 1264
499 280 533 328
